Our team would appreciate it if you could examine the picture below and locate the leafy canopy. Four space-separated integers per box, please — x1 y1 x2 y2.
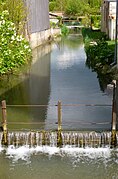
49 0 102 16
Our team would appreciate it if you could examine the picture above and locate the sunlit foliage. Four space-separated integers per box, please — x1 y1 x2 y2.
0 11 31 75
49 0 102 16
0 0 27 35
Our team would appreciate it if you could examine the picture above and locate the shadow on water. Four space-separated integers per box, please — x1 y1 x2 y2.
86 59 113 92
0 44 51 130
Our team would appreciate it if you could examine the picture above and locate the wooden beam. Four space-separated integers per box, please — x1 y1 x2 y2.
1 100 8 145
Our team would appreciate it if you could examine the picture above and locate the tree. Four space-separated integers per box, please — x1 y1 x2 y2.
49 0 102 17
65 0 80 15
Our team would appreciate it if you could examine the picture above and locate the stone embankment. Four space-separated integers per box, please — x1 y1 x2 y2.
29 28 61 49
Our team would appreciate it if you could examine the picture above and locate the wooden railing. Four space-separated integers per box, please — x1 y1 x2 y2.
0 95 117 147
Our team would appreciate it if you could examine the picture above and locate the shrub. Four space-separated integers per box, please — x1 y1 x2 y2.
91 15 101 29
61 25 69 36
49 2 56 11
0 0 27 35
82 28 116 90
0 11 31 75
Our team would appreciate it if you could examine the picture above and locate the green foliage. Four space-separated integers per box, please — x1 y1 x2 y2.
82 28 115 90
49 0 101 16
0 0 27 35
52 0 67 11
82 28 107 42
49 0 102 27
0 11 31 75
61 25 69 36
50 21 57 28
85 40 114 69
65 0 80 16
49 1 56 11
91 15 101 29
82 28 114 68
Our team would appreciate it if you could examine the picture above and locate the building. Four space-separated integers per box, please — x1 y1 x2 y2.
25 0 60 49
25 0 50 48
101 0 116 40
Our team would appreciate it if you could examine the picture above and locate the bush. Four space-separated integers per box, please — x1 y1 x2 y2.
91 15 101 29
85 39 114 72
0 0 27 35
49 2 56 11
82 28 116 90
83 29 114 69
82 28 107 41
0 11 31 75
61 25 69 36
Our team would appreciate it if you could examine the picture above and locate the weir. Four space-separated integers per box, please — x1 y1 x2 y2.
0 131 117 148
0 98 117 148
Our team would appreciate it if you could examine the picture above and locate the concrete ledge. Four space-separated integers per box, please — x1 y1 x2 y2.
30 28 61 49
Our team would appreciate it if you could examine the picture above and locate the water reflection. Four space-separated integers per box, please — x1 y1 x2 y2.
0 34 112 131
0 44 51 130
46 34 112 131
85 55 113 92
50 36 84 71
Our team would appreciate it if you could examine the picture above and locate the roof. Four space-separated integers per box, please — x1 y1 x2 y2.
49 12 64 18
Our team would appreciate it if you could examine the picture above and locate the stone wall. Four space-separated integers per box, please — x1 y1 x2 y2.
29 28 61 49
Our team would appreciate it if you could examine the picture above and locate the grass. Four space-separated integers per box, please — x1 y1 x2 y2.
107 40 115 45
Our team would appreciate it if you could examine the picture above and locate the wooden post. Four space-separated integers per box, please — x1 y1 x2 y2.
42 131 46 145
58 101 62 131
111 83 117 147
57 101 62 147
1 100 8 146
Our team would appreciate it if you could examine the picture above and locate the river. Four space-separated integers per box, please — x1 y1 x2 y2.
0 33 117 179
0 34 112 131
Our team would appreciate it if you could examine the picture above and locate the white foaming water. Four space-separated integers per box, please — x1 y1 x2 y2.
0 131 117 163
0 146 3 152
61 146 111 159
0 145 114 162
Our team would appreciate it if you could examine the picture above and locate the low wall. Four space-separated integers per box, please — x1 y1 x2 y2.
29 28 61 49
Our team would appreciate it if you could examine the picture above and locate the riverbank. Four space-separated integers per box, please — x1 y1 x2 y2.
82 28 118 91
